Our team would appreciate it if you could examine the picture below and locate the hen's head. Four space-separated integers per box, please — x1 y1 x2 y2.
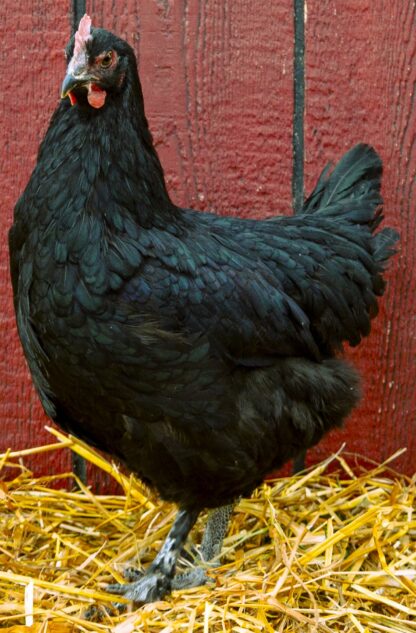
61 15 134 109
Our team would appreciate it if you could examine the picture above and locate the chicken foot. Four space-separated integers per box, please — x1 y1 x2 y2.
108 504 233 604
107 508 199 604
172 504 234 590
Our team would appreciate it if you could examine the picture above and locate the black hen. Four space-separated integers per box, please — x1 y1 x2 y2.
9 15 398 604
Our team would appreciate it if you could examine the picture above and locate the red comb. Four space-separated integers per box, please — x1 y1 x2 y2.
74 14 92 58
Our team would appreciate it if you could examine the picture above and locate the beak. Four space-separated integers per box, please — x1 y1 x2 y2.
61 73 89 99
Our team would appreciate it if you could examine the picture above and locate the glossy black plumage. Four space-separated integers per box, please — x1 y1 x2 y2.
10 22 397 542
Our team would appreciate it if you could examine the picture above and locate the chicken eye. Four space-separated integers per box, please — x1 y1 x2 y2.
100 51 113 68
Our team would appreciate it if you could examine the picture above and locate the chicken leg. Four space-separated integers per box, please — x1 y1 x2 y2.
107 508 199 604
108 504 233 602
172 504 234 590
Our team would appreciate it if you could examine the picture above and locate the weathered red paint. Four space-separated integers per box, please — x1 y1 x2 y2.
303 1 415 472
0 2 414 482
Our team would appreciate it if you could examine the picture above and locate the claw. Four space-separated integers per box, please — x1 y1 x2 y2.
106 571 171 604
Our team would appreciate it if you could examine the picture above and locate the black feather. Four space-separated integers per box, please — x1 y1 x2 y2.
9 19 398 603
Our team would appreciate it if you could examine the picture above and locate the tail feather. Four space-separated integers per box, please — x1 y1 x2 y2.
372 227 399 264
302 144 383 222
302 142 399 265
296 144 398 352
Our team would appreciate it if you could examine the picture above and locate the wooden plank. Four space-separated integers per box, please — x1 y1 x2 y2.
0 1 72 476
304 1 415 473
88 0 294 216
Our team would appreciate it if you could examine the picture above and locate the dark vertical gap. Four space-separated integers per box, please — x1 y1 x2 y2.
70 0 88 487
72 0 87 34
292 0 305 214
72 451 88 486
292 0 306 474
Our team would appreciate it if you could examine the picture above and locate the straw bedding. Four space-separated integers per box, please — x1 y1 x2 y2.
0 428 414 632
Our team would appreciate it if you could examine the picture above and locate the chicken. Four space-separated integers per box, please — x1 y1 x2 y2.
9 15 398 604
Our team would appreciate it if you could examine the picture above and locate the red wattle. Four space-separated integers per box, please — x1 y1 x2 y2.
87 83 106 109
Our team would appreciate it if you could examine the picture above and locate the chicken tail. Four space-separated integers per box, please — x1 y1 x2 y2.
294 144 398 352
302 143 398 265
302 143 382 220
371 227 398 266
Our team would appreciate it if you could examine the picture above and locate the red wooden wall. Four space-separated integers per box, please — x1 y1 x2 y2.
0 1 414 480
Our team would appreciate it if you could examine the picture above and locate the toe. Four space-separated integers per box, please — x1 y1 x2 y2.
124 566 143 582
106 582 129 595
83 602 126 620
172 566 213 590
106 572 171 604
